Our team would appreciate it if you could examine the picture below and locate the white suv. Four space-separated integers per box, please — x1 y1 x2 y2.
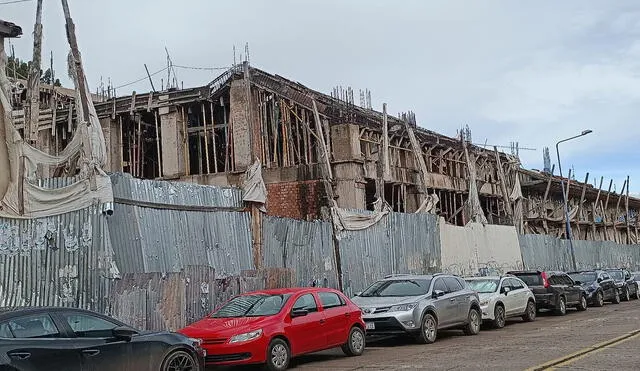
465 275 536 329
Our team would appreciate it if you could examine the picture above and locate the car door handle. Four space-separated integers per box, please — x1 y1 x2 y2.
8 352 31 360
319 319 325 324
82 349 101 357
450 298 456 302
344 312 351 317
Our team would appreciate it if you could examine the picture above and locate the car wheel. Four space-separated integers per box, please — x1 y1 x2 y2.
493 305 506 329
463 308 481 335
594 291 604 307
612 290 621 304
341 326 365 356
555 296 567 316
522 300 536 322
623 287 630 301
635 286 640 300
161 350 198 371
415 313 438 344
266 339 290 371
577 295 587 311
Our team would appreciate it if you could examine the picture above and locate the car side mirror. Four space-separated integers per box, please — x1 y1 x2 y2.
502 287 511 295
432 290 446 299
354 292 362 297
597 278 603 283
291 309 309 318
112 326 137 342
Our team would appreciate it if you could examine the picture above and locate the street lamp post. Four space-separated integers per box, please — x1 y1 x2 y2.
555 130 592 271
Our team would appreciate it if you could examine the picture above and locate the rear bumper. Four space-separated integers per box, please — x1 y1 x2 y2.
533 293 557 309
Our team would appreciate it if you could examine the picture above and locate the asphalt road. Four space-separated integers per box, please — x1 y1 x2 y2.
218 299 640 371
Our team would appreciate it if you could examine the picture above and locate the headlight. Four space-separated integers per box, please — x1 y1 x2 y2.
479 300 489 306
229 329 263 344
389 303 418 312
187 338 203 348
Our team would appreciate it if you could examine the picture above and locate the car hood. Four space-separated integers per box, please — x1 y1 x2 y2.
478 292 499 301
351 295 422 307
179 316 274 339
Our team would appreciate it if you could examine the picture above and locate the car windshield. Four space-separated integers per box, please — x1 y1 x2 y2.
512 273 542 286
569 272 596 284
607 271 624 280
212 294 290 318
360 279 432 297
466 279 500 293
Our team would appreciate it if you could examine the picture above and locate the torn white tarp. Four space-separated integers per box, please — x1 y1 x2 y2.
0 44 113 218
331 198 391 233
415 193 440 214
242 159 267 212
510 173 524 233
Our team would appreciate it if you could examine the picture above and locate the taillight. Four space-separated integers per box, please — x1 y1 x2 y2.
541 272 550 288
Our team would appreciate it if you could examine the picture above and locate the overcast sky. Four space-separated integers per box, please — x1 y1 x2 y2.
4 0 639 193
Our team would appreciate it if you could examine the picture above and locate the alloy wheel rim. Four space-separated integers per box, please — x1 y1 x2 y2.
529 303 536 318
497 307 505 326
271 344 288 368
167 353 194 371
425 316 436 341
560 299 566 313
582 297 587 308
471 310 480 331
598 292 603 306
625 289 630 300
351 330 364 352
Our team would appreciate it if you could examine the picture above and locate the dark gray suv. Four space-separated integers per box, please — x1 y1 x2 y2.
351 273 481 344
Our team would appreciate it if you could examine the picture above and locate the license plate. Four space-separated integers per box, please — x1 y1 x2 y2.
365 322 375 330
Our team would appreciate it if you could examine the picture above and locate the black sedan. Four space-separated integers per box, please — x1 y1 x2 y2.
568 270 619 307
605 268 640 301
0 307 204 371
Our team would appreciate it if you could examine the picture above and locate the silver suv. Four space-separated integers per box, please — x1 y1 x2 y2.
351 273 481 344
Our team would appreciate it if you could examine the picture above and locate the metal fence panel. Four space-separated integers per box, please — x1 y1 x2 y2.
0 205 117 312
262 216 338 288
108 204 253 275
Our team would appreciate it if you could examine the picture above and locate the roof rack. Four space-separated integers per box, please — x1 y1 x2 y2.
383 273 411 279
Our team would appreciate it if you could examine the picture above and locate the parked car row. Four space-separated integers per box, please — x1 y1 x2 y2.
1 269 638 371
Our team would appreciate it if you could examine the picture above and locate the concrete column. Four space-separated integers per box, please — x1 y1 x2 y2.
99 117 123 173
229 80 252 170
331 124 361 162
159 104 186 178
333 162 366 209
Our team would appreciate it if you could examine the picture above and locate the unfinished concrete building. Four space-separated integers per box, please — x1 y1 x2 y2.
15 62 640 243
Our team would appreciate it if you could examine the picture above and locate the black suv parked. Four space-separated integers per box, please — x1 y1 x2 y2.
568 270 620 307
605 268 640 301
507 270 587 315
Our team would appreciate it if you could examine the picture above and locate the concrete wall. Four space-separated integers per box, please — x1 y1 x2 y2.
440 218 523 276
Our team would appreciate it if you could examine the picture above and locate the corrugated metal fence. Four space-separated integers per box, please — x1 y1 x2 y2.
107 173 253 276
0 205 117 311
519 234 640 271
262 216 338 288
339 212 441 296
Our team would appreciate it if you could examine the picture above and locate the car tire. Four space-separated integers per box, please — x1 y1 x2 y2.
555 296 567 316
594 291 604 307
493 304 506 329
612 290 621 304
576 295 587 311
341 326 365 356
265 338 290 371
522 300 536 322
463 308 481 335
623 286 630 301
415 313 438 344
635 286 640 300
160 350 198 371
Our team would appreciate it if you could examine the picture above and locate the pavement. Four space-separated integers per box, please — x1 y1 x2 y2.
216 299 640 370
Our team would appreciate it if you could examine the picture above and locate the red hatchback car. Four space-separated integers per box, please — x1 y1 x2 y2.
179 287 365 370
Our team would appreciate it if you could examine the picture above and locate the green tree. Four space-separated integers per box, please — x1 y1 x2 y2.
5 56 61 87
